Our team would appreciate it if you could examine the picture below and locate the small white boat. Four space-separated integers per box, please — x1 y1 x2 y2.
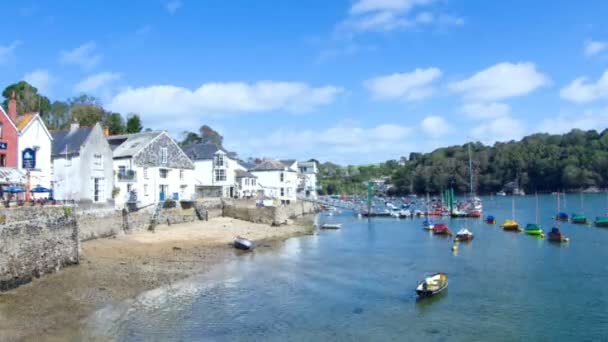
455 228 474 241
321 223 342 230
234 236 254 250
416 273 448 297
496 191 507 196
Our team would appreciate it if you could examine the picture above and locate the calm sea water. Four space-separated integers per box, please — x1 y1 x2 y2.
90 194 608 341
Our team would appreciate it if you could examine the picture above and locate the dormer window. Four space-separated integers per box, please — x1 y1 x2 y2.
215 154 224 167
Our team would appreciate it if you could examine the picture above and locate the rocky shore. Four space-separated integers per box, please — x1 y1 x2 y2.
0 216 314 341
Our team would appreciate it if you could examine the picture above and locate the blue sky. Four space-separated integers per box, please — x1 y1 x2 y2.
1 0 608 165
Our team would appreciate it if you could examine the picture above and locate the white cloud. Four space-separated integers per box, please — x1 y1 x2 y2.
166 0 182 14
420 115 449 138
60 41 102 69
339 0 462 33
107 81 343 129
584 39 608 57
364 67 442 100
461 102 510 119
538 107 608 134
74 72 122 94
24 69 52 95
232 122 412 164
0 40 21 64
560 70 608 103
449 62 548 101
471 116 525 143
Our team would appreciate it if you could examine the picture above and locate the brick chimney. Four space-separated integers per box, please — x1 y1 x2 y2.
8 91 17 122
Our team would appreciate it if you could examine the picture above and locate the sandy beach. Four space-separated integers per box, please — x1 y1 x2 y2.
0 216 314 341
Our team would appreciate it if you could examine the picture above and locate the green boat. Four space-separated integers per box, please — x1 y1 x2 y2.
571 214 587 224
524 223 544 236
595 217 608 227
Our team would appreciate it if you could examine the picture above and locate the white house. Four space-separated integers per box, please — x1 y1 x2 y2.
108 131 195 209
51 122 114 204
297 160 319 199
15 113 53 194
183 143 242 198
235 169 259 198
250 159 298 204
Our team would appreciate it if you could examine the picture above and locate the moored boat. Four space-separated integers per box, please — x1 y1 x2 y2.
547 227 569 243
455 228 474 241
321 223 342 229
234 236 255 250
524 223 544 237
466 209 482 218
432 223 452 236
594 217 608 227
556 212 569 222
416 273 448 297
571 213 587 224
496 190 507 196
485 215 496 224
502 219 520 231
422 219 434 230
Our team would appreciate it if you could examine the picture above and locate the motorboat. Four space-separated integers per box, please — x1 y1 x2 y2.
416 273 448 297
455 228 474 241
496 191 507 196
399 209 412 218
432 223 452 236
233 236 254 250
501 219 520 231
485 215 496 224
321 223 342 230
547 227 569 243
524 223 544 237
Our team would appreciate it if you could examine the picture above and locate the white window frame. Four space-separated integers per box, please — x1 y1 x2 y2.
143 167 148 179
215 154 224 167
161 147 168 164
160 169 168 179
280 172 284 182
280 187 284 197
179 169 184 181
215 169 226 182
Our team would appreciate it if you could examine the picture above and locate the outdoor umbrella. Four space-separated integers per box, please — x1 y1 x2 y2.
30 185 51 193
4 186 25 193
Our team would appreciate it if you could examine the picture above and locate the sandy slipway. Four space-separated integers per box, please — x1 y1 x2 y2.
0 216 315 342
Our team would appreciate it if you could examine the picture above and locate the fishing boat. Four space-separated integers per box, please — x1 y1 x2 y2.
547 227 569 243
571 213 587 224
233 236 255 250
485 215 496 224
416 273 448 297
524 223 544 237
455 227 474 241
321 223 342 229
595 217 608 228
432 223 452 236
422 219 435 230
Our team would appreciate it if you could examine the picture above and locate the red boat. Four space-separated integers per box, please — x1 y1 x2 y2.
432 223 453 236
547 227 569 243
466 209 482 218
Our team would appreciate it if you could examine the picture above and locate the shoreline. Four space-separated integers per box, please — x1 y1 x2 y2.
0 216 315 341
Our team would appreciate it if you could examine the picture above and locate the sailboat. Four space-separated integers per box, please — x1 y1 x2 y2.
501 197 520 231
525 193 544 237
571 192 588 224
465 143 483 218
555 191 569 222
548 193 570 243
594 191 608 227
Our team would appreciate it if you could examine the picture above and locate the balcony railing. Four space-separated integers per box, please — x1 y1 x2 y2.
117 170 137 182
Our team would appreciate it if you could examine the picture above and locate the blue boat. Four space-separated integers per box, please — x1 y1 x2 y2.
422 219 434 230
556 212 568 222
486 215 496 224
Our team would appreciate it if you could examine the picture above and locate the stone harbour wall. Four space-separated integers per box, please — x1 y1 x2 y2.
0 207 79 291
222 199 320 226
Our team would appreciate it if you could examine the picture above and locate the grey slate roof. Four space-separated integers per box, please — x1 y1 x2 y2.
280 159 296 167
250 159 288 172
107 131 163 158
235 169 257 178
51 127 93 157
182 143 227 161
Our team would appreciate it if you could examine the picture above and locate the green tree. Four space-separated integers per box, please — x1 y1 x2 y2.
180 131 202 146
126 114 143 133
199 125 223 146
46 100 70 130
2 81 51 115
71 104 105 127
105 112 126 135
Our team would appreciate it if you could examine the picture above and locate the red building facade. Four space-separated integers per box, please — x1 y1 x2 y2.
0 93 20 167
